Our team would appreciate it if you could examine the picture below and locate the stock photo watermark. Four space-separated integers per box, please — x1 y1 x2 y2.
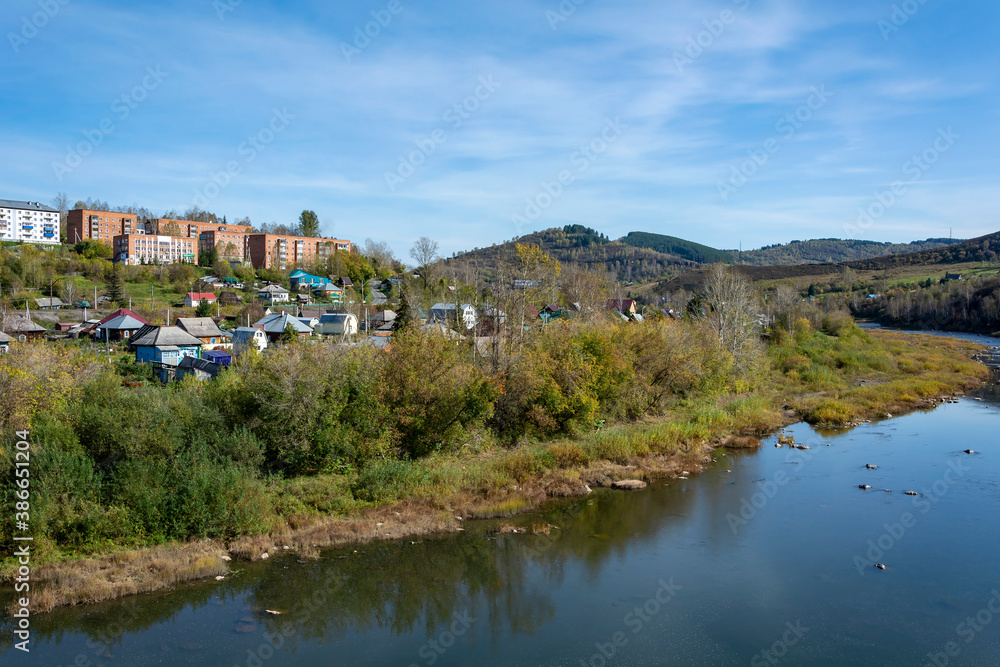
408 610 475 666
340 0 404 62
510 117 628 235
576 578 682 666
546 0 587 30
8 0 68 53
214 0 242 21
726 445 817 534
845 127 958 238
672 0 751 74
717 85 832 202
191 107 295 209
921 590 1000 667
11 429 32 653
878 0 931 41
853 457 969 575
385 75 502 192
50 66 168 182
750 620 809 666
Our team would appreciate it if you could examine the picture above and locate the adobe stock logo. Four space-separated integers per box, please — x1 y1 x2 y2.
8 0 69 53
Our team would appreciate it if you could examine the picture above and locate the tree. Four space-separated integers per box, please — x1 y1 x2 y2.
73 240 112 260
52 192 69 241
104 263 126 307
298 210 320 238
410 237 440 290
195 300 214 318
61 278 79 305
703 264 763 378
280 323 299 344
363 238 400 276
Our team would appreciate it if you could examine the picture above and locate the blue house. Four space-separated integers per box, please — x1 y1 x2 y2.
289 270 332 291
132 326 204 365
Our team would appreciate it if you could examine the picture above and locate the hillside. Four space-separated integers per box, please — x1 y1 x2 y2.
619 232 733 264
446 226 696 283
660 230 1000 293
735 238 959 265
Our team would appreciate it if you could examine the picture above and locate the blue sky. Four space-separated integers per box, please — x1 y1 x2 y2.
2 0 998 258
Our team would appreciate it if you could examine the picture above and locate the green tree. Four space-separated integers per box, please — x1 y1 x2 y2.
104 263 126 307
195 300 214 318
298 210 320 238
73 240 112 260
280 323 299 344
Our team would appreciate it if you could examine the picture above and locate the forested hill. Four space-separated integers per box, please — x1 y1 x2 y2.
618 232 733 264
446 226 696 283
735 238 960 265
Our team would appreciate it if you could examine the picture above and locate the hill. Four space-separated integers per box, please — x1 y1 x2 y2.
446 226 696 283
735 238 959 265
619 232 733 264
660 230 1000 293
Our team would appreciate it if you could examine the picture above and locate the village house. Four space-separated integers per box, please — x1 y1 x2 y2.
175 317 231 349
315 312 359 336
2 313 46 341
132 326 204 365
289 269 332 291
315 282 344 303
35 297 65 310
185 292 217 308
231 327 268 355
95 309 151 342
607 299 638 317
258 284 290 304
0 331 10 352
254 312 313 342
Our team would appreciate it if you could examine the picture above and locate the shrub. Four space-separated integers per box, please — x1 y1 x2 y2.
350 459 432 504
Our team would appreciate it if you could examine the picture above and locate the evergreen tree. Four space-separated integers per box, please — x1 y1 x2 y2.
104 263 125 307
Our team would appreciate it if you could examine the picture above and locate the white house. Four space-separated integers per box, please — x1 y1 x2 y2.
315 312 359 336
0 199 60 245
430 303 477 329
231 327 268 355
185 292 217 308
258 284 290 304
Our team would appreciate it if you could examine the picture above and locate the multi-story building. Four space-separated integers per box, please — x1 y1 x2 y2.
247 234 352 269
67 209 139 244
0 199 61 244
113 234 199 265
145 219 254 263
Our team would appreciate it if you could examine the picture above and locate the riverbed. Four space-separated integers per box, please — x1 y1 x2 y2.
5 377 999 665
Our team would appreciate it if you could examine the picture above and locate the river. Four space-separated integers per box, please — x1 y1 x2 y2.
5 340 1000 665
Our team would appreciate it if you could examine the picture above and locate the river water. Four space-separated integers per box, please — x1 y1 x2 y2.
5 340 1000 666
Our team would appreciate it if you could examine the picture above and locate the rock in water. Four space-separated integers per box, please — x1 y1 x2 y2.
612 479 648 490
866 464 878 470
875 563 887 571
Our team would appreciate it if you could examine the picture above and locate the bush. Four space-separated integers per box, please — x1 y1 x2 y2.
350 459 431 504
822 311 856 337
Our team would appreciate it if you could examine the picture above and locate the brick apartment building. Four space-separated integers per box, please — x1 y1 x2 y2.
67 209 139 244
113 234 199 266
247 234 352 269
145 219 254 262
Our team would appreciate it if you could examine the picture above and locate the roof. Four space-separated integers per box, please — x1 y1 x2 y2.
176 317 228 339
35 297 65 307
98 308 151 326
254 312 313 334
232 327 265 342
186 292 217 300
258 284 289 294
319 313 356 323
431 302 457 311
98 313 148 331
0 199 58 213
2 314 46 334
178 357 224 375
131 326 205 348
0 331 11 343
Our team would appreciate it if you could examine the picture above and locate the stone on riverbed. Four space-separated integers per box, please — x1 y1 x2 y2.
612 479 648 490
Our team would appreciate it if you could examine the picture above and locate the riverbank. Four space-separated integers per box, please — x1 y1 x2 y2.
3 328 990 616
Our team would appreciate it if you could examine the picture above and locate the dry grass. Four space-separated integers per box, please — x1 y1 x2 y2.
9 542 229 615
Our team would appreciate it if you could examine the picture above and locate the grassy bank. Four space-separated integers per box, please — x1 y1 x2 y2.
1 321 990 615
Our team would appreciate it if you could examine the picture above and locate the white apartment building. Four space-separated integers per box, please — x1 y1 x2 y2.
0 199 60 245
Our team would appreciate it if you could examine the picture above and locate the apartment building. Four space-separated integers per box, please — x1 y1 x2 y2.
0 200 60 245
200 227 252 261
67 209 139 244
246 234 352 269
113 234 199 266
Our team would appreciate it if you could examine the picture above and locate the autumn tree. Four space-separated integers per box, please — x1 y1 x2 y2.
702 264 763 379
410 237 440 290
